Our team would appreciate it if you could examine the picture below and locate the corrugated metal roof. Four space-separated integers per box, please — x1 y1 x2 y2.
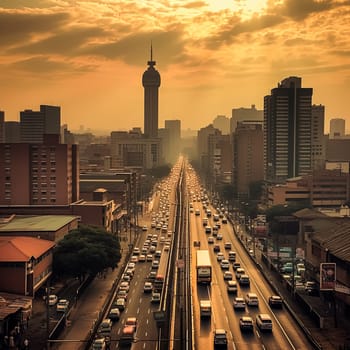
313 221 350 262
0 236 55 262
0 215 78 232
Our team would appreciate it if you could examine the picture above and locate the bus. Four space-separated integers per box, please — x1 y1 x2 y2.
196 250 212 284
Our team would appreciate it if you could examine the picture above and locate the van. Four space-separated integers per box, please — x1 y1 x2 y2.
200 299 211 318
256 314 273 331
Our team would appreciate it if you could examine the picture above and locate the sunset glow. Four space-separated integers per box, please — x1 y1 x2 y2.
0 0 349 132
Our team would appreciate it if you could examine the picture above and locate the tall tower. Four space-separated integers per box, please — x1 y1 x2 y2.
142 45 161 138
264 77 313 183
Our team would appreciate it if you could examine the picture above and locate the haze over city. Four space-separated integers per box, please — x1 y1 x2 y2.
0 0 349 132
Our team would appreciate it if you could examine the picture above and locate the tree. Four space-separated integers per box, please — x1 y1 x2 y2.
53 225 121 280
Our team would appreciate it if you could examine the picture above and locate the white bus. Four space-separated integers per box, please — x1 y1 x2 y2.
196 250 212 284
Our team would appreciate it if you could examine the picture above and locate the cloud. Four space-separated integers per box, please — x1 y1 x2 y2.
0 10 70 48
9 26 110 56
9 56 96 74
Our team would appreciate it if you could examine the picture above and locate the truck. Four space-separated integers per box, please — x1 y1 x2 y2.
200 299 211 318
196 250 212 284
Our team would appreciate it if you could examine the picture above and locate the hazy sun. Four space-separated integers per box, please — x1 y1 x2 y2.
206 0 268 15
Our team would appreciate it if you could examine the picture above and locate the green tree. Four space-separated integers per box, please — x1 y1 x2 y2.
53 225 121 280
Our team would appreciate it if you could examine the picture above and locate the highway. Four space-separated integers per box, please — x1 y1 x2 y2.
187 164 313 350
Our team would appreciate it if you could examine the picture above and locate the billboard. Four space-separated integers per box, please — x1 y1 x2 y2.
320 263 336 291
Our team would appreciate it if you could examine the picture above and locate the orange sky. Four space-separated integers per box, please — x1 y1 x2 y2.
0 0 349 134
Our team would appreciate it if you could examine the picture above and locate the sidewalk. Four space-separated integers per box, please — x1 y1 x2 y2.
54 239 130 350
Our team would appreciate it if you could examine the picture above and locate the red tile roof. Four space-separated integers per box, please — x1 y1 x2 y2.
0 236 55 262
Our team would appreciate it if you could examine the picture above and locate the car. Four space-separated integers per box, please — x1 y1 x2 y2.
233 262 241 270
235 268 245 279
147 271 157 281
151 292 161 303
133 247 140 255
48 294 58 306
222 218 228 224
268 295 283 308
114 298 125 311
92 337 106 350
117 290 128 300
208 236 215 244
119 281 130 292
142 225 148 231
214 244 221 253
144 281 153 293
305 281 319 296
224 242 232 250
146 254 153 262
216 233 223 240
152 260 160 269
233 297 246 310
220 259 230 269
239 316 254 332
56 299 69 312
223 271 233 280
138 254 146 262
213 328 227 347
217 252 224 262
164 244 170 251
108 308 121 321
245 293 259 306
239 274 250 286
226 280 238 293
98 318 112 336
130 255 138 263
256 313 273 331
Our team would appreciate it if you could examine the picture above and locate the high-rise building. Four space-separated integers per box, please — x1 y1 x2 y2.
142 46 161 138
164 119 181 164
311 104 326 170
20 105 61 143
213 115 230 135
0 137 79 205
233 121 264 196
231 105 263 134
4 121 21 143
330 118 346 139
264 77 313 183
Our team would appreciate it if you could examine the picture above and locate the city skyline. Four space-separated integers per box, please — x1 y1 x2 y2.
0 1 350 133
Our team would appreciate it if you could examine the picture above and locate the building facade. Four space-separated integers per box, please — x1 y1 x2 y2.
20 105 61 144
233 121 264 196
311 105 326 171
264 77 313 183
0 138 79 205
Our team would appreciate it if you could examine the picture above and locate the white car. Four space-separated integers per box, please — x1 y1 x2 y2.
56 299 69 312
217 252 224 262
48 294 58 306
220 259 230 269
233 297 246 310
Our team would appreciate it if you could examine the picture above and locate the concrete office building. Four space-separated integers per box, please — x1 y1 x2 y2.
142 46 161 138
0 136 79 205
164 119 181 164
264 77 313 183
311 104 326 171
230 105 263 134
20 105 61 143
330 118 346 138
233 121 264 196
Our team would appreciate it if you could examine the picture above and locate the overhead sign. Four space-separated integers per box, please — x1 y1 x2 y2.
320 263 336 291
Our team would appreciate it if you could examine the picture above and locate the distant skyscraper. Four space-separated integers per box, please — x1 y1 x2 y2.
20 105 61 143
142 45 161 138
213 115 230 135
231 105 263 134
330 118 345 138
4 121 21 143
264 77 313 183
311 104 326 170
164 119 181 163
